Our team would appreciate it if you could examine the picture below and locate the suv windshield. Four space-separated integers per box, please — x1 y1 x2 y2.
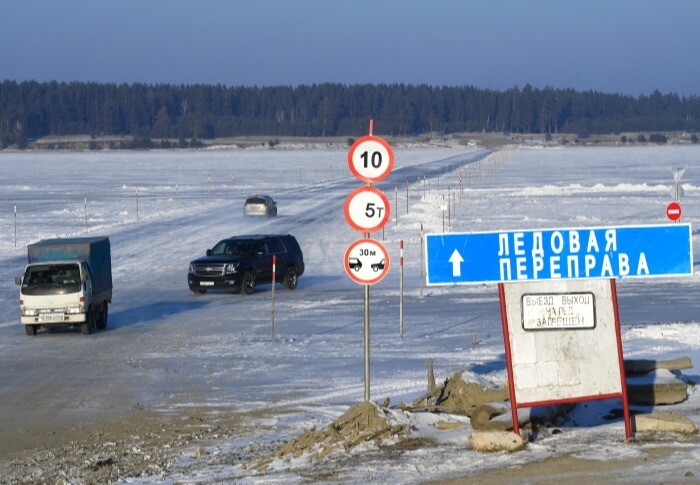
210 240 255 256
22 263 81 295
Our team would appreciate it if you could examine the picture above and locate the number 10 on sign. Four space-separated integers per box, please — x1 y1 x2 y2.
347 135 395 183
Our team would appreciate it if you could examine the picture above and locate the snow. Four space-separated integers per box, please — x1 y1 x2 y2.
0 144 699 482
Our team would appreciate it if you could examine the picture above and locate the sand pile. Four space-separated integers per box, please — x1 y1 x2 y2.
411 371 509 416
249 401 409 472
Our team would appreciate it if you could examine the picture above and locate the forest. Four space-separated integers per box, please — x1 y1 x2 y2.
1 80 699 148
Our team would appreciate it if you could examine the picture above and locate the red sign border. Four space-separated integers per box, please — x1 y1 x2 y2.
347 135 395 183
344 186 391 233
666 201 682 221
343 239 390 285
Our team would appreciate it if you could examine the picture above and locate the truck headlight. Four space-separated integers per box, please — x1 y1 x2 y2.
225 263 239 274
21 308 38 316
67 306 82 314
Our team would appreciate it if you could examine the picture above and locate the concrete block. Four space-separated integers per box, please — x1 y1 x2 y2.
470 430 525 452
633 412 698 435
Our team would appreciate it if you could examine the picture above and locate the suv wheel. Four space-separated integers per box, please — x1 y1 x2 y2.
284 266 299 290
242 271 256 295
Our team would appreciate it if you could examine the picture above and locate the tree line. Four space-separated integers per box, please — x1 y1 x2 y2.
1 80 699 148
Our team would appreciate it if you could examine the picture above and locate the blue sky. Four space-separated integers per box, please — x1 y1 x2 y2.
2 0 699 95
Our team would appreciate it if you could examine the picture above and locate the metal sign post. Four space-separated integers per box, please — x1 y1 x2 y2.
364 237 370 402
669 167 686 222
345 119 394 402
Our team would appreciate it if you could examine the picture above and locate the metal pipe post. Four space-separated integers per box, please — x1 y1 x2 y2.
400 240 404 338
364 283 370 402
271 255 276 340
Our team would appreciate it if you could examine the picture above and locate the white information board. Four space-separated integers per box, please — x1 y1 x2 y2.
502 279 622 404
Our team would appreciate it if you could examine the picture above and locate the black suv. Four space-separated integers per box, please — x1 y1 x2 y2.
188 234 304 295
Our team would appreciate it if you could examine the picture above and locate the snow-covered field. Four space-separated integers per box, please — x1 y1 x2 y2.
0 144 698 482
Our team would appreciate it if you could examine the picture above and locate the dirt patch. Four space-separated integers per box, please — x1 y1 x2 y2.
248 401 410 472
0 405 262 484
428 446 698 485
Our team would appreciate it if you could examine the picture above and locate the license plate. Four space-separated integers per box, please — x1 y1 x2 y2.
39 313 64 322
200 281 214 286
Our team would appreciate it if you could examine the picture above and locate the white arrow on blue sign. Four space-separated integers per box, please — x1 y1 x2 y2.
426 223 693 286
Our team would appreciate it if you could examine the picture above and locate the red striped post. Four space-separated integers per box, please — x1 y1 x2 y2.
271 254 276 340
400 240 404 338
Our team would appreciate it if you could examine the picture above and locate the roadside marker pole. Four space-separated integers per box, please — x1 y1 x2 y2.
136 187 139 221
442 196 445 232
406 180 409 214
84 196 88 232
271 255 276 341
448 190 451 228
400 240 404 338
14 205 17 248
395 187 398 225
208 175 211 202
420 224 424 297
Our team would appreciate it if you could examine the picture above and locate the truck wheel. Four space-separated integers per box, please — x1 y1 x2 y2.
96 303 108 330
284 266 299 290
24 325 37 336
195 289 207 294
81 310 93 335
242 271 256 295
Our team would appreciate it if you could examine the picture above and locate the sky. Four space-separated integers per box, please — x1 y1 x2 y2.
2 0 699 96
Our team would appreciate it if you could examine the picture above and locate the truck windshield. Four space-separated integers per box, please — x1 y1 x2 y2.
22 263 81 295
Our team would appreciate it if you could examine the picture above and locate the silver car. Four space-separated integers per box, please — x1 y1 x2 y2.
244 195 277 217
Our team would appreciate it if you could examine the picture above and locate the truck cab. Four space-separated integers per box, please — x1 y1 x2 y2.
16 237 112 336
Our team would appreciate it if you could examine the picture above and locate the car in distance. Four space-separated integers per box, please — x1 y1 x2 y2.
244 195 277 217
188 234 304 295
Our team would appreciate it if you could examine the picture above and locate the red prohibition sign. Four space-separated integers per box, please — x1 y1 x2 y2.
344 239 390 285
344 186 391 233
347 135 395 183
666 201 682 221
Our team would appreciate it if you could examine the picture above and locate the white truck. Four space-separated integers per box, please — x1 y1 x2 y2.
16 237 112 336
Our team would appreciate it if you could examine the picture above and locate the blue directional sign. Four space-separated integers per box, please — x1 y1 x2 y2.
426 224 693 285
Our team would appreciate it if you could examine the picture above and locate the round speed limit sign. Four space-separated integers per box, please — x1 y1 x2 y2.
347 135 395 183
344 186 391 233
